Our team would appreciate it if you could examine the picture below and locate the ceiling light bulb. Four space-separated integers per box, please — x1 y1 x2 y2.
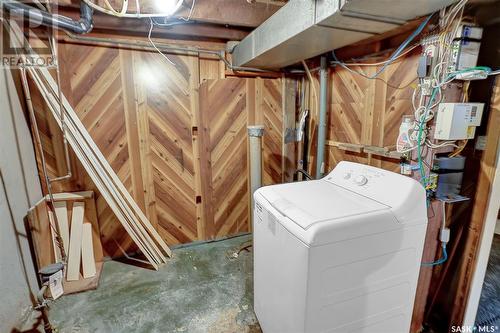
155 0 180 15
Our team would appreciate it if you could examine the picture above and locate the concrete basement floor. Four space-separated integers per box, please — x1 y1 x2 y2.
48 234 261 333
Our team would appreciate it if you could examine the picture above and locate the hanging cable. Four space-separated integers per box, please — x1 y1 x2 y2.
301 60 318 119
179 0 196 21
148 17 176 66
331 43 420 68
422 201 450 266
332 14 434 79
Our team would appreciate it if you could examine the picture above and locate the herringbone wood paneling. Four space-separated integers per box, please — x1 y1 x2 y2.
29 41 288 256
261 79 284 185
323 52 421 172
200 79 249 237
327 65 370 168
136 51 198 245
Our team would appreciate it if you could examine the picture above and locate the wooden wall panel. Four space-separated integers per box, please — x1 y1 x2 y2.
261 79 284 185
327 65 370 169
321 52 420 172
136 51 199 245
28 41 290 256
200 79 250 238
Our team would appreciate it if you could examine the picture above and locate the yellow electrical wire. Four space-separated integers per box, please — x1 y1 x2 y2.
449 140 468 157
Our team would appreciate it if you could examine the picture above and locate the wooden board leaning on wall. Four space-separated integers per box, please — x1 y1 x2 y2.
27 38 297 257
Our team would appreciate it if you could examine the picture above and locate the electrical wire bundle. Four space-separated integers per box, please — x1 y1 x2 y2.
394 0 473 188
330 0 469 187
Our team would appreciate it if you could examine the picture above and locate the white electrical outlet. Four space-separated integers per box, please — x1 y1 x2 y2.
434 103 484 140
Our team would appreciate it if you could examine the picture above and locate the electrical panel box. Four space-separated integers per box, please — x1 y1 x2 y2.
450 25 483 72
434 103 484 140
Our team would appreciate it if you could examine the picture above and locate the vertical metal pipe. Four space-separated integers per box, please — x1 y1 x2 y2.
248 125 264 221
316 56 328 179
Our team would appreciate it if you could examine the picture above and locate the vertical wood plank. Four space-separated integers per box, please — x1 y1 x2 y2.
120 49 147 213
189 54 206 240
67 201 85 281
198 81 215 239
262 79 284 185
81 223 97 278
28 201 55 267
48 211 62 262
53 201 70 254
132 52 159 230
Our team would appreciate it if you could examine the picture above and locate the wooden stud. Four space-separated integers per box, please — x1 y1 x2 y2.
189 54 207 240
197 81 215 239
132 52 159 231
120 49 147 213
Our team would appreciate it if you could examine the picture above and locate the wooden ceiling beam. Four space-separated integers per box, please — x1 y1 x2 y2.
57 7 251 41
54 0 283 28
174 0 284 27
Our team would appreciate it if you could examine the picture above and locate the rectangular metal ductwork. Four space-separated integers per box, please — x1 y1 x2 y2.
231 0 456 69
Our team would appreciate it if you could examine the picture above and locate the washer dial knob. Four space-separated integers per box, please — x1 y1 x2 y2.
353 175 368 186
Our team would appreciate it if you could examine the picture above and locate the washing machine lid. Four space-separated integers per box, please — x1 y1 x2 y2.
259 180 389 229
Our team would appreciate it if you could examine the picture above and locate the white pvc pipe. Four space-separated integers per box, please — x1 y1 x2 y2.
316 56 328 179
248 125 264 219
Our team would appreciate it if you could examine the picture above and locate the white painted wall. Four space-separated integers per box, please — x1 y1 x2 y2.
495 220 500 235
0 69 43 331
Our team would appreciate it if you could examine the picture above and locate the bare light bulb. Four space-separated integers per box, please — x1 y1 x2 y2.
155 0 181 15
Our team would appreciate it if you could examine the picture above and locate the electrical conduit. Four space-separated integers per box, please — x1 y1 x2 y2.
316 56 328 179
2 0 93 34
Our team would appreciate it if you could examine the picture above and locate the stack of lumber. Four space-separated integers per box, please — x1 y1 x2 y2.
28 191 104 294
25 67 172 270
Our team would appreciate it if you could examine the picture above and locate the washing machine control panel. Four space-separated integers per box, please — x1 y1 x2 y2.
322 161 425 223
326 164 385 190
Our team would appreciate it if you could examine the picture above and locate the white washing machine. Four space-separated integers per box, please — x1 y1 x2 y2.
253 161 427 333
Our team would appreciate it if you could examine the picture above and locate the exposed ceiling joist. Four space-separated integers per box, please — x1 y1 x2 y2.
174 0 285 27
54 0 283 27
